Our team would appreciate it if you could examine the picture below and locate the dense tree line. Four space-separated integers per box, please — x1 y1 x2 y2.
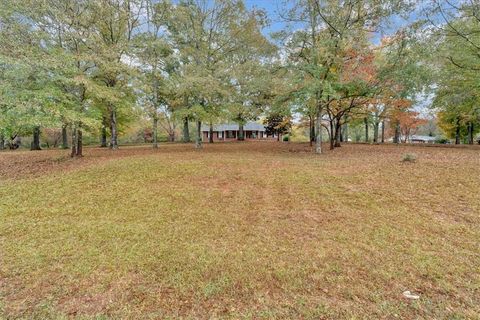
0 0 478 157
426 1 480 144
0 0 275 155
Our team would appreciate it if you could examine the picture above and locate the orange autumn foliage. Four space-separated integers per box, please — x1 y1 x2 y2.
340 49 377 84
389 106 427 142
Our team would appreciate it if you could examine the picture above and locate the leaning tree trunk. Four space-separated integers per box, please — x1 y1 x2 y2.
153 116 158 149
238 123 244 141
364 117 369 143
381 120 385 143
61 125 68 149
467 122 474 145
183 117 190 142
100 116 108 147
110 108 118 149
315 108 322 154
209 123 214 143
195 120 202 149
31 126 41 150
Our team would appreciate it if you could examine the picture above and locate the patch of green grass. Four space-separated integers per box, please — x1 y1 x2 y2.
1 143 479 319
401 153 417 162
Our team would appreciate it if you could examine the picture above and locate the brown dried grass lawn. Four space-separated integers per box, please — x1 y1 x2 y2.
1 142 479 319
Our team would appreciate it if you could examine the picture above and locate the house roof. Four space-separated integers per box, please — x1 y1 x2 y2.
201 122 266 132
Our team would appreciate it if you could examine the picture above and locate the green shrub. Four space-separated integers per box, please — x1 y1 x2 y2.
435 137 449 144
283 135 289 142
401 153 416 163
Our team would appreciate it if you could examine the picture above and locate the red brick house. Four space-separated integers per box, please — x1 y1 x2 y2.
201 122 277 142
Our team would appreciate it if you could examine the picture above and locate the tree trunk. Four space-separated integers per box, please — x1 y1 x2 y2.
77 127 83 157
100 116 108 147
381 120 385 143
373 120 379 143
373 111 380 143
31 126 41 150
364 117 369 143
238 123 244 141
71 126 77 157
393 122 400 144
8 134 19 149
195 120 202 149
334 120 341 148
455 124 460 145
62 125 68 149
309 115 315 146
152 116 158 148
467 122 474 145
402 130 408 143
329 119 335 150
343 120 349 143
110 108 118 149
209 123 214 143
183 117 190 142
0 133 4 150
315 108 322 154
70 123 83 157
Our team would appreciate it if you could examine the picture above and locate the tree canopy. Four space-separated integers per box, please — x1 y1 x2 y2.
1 0 478 154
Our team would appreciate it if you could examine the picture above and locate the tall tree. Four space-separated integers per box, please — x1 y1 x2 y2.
427 1 480 144
280 0 413 153
166 0 271 148
89 0 143 149
134 0 173 148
